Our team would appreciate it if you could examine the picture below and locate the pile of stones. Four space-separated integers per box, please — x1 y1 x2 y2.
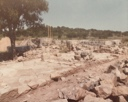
94 45 127 55
53 59 128 102
74 51 94 61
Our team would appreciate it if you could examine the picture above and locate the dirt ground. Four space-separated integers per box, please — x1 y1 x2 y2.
0 39 128 102
11 55 126 102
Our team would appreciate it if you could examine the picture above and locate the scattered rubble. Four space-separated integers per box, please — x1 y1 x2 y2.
14 38 128 62
0 38 128 102
54 59 128 102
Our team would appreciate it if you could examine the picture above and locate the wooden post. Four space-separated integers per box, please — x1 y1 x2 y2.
49 26 50 38
48 25 52 38
47 25 49 38
50 26 52 38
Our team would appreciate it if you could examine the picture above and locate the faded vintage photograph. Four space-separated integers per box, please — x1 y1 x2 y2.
0 0 128 102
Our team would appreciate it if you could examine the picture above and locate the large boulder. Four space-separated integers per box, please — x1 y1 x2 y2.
94 74 117 98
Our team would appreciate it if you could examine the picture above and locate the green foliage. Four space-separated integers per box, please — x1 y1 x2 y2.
0 0 49 59
122 38 128 43
15 25 128 40
0 0 48 31
122 31 128 36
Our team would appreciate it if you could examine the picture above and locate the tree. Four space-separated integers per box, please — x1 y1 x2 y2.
0 0 48 59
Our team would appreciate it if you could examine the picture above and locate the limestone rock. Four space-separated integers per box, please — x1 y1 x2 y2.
124 76 128 86
118 73 127 85
100 73 117 87
59 87 86 100
95 85 113 98
123 68 128 75
37 79 47 87
106 65 117 73
85 90 96 97
18 85 31 95
41 54 44 61
115 68 121 78
74 55 81 60
84 55 90 60
119 73 127 80
100 79 115 87
61 77 66 81
120 62 125 69
17 56 24 62
112 86 128 96
52 99 68 102
124 63 128 67
27 81 39 90
50 73 61 81
119 96 127 102
84 95 112 102
81 52 87 59
82 79 100 91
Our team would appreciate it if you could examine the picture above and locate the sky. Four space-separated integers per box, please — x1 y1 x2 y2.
43 0 128 31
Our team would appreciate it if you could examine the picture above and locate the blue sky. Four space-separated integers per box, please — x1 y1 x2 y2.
43 0 128 31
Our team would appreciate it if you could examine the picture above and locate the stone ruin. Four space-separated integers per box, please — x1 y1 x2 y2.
53 59 128 102
15 38 128 63
16 39 96 62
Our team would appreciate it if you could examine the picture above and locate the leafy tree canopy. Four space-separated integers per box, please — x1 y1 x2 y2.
0 0 48 59
0 0 48 31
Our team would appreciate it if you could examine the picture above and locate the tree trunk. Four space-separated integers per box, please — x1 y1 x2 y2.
9 29 16 60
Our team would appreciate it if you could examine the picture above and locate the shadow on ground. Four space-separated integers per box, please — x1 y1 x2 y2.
0 52 12 61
